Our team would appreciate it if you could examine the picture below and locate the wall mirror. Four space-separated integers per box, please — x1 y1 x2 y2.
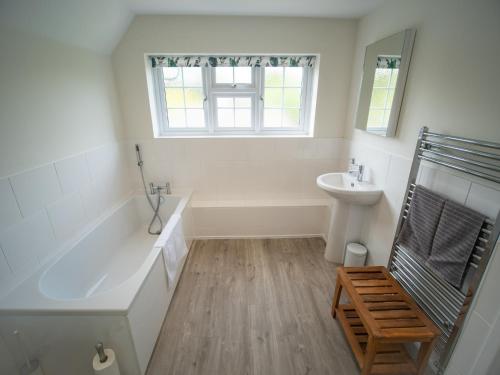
355 29 416 137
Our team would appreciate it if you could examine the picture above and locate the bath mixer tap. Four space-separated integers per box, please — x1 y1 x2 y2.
149 182 171 195
348 158 364 182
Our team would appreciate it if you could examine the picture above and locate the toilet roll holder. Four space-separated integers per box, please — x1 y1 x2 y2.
95 342 108 363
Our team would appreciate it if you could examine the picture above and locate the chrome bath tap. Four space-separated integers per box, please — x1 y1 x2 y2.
149 182 171 195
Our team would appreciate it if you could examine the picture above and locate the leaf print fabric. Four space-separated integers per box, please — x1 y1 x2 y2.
376 56 401 69
151 55 316 68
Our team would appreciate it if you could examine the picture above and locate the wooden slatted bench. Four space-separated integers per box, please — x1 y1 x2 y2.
332 266 440 375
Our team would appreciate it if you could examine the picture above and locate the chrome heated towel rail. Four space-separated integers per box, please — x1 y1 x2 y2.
387 127 500 374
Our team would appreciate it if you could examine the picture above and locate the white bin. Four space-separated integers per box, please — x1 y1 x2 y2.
344 243 367 266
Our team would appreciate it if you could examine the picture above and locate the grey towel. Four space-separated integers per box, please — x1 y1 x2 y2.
426 200 485 288
397 185 446 261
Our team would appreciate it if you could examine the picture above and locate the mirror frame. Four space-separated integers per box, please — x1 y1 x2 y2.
355 29 416 137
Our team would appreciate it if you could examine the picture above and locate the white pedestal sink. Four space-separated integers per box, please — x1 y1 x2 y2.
316 173 382 263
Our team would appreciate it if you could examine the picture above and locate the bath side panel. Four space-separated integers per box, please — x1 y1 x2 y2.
127 253 169 375
0 314 140 375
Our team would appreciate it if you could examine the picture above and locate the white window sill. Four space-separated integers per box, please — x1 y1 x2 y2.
153 134 314 139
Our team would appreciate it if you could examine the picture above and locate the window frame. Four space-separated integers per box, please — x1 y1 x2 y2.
211 66 256 89
211 93 258 134
260 67 310 133
150 61 316 137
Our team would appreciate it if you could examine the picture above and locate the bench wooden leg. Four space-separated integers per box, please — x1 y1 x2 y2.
331 278 342 318
416 340 435 375
362 336 376 375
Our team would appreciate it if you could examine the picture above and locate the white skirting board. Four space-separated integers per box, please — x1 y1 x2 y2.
191 200 331 240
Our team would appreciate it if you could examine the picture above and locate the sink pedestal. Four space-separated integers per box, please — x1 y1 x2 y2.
316 172 382 263
324 200 368 263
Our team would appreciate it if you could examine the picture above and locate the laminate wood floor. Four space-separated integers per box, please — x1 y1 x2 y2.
146 238 359 375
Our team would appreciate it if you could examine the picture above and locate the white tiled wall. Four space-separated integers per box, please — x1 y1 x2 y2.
54 153 91 194
0 179 23 232
9 164 62 217
125 138 345 203
345 140 412 265
123 138 343 238
0 143 132 298
346 139 500 375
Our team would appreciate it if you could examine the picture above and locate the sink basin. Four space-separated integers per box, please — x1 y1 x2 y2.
316 173 382 206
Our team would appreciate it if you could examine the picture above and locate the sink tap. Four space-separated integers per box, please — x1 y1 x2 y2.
348 158 364 182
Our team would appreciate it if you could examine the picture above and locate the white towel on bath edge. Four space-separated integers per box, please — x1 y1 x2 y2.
156 214 188 287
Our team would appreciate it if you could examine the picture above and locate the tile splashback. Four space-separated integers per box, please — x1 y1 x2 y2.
0 143 132 298
125 138 345 203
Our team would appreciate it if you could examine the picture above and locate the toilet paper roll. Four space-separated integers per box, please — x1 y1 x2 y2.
93 348 120 375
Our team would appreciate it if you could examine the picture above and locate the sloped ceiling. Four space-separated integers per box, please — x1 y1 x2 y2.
0 0 133 54
0 0 386 54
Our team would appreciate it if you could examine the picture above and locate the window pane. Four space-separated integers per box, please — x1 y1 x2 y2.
183 67 203 87
235 109 251 128
217 97 234 107
215 67 233 84
283 108 300 127
264 88 282 108
235 97 251 108
165 88 184 108
373 69 391 88
368 109 384 124
218 108 234 127
168 109 186 128
234 67 252 84
387 89 395 109
389 69 399 88
163 68 183 87
383 110 391 125
284 68 303 87
370 88 388 108
184 88 204 108
284 88 301 108
186 109 205 128
263 109 282 127
265 67 283 87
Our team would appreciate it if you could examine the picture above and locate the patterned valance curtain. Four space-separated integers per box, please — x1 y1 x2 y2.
376 56 401 69
151 55 316 68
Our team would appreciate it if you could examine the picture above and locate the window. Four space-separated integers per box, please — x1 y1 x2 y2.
163 67 205 128
263 67 304 128
149 55 317 137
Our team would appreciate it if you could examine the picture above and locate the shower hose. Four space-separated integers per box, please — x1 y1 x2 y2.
138 162 163 235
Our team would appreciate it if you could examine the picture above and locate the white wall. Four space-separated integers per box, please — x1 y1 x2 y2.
113 15 358 139
0 27 125 177
123 137 342 238
345 0 500 156
113 15 357 236
344 0 500 373
345 0 500 265
0 24 132 375
124 138 344 201
0 27 132 294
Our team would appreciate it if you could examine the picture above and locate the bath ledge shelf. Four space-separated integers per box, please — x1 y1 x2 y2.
190 198 331 208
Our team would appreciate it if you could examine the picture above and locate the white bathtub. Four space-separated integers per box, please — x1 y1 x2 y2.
0 191 193 375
